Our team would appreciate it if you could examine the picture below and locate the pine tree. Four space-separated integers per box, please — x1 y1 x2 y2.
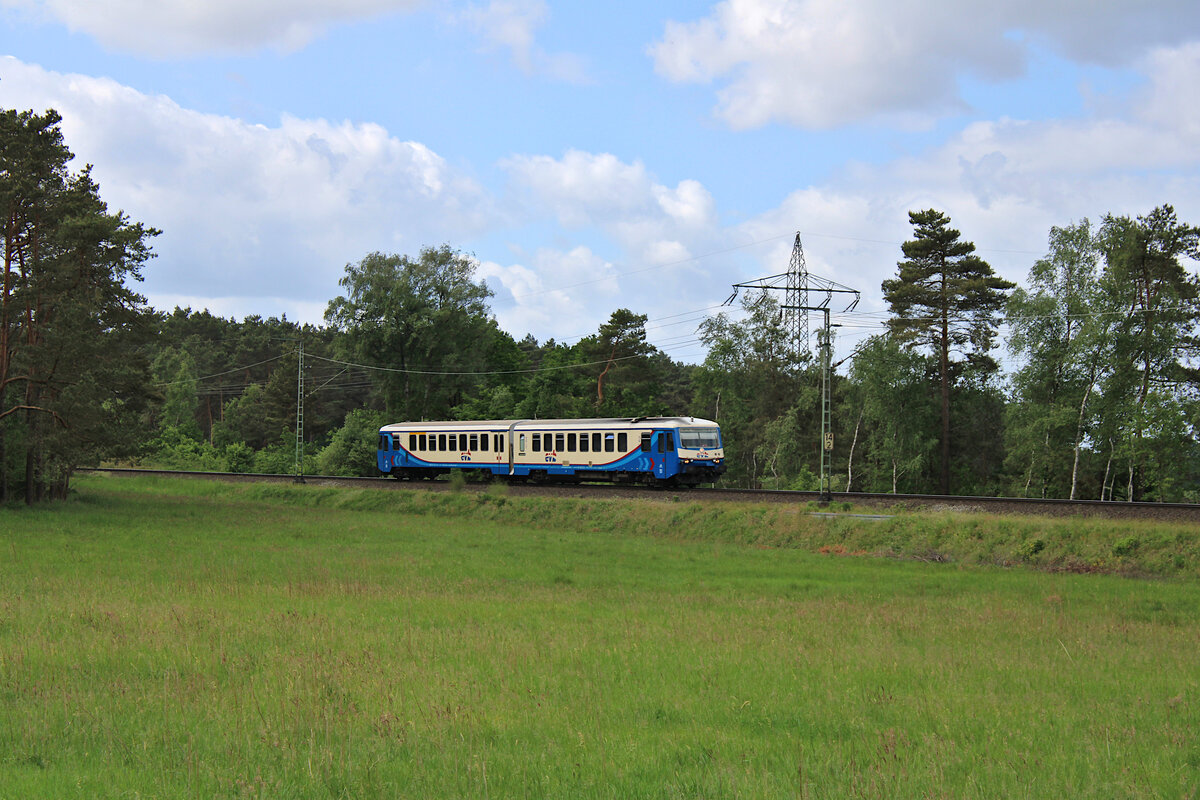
881 209 1014 495
1 108 158 501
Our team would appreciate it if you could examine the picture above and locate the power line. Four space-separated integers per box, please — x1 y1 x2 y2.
155 354 286 387
305 350 660 377
157 297 1177 393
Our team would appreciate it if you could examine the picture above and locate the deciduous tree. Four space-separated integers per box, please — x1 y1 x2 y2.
325 246 496 421
696 292 802 487
1005 220 1111 499
1095 205 1200 500
848 335 936 493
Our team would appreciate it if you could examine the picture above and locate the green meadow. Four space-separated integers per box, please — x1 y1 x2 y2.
1 474 1198 798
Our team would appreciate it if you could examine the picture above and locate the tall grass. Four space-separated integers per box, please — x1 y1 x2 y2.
1 474 1197 798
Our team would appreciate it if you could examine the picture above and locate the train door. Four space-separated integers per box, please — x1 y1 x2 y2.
506 421 522 475
652 429 677 479
377 432 391 473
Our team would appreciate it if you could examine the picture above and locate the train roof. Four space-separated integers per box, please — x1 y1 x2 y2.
380 416 719 432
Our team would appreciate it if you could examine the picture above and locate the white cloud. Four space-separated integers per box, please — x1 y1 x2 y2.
1 57 495 322
1135 42 1200 138
498 150 770 346
654 179 716 229
455 0 589 82
503 150 655 226
650 0 1200 130
501 149 720 273
0 0 423 56
476 246 615 340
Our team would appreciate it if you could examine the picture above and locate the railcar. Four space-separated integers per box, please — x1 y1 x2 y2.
376 416 724 486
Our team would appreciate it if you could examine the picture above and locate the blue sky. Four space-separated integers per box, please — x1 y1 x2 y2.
3 0 1199 365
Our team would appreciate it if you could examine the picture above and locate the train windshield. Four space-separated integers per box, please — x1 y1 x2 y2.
678 427 721 449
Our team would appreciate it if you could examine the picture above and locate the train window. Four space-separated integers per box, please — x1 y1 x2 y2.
567 433 576 452
617 433 627 451
480 434 489 452
518 434 526 453
665 432 675 452
678 428 721 449
469 434 478 451
578 433 588 452
379 435 387 450
641 432 651 452
408 434 416 450
438 434 447 451
657 433 665 454
532 433 541 451
604 433 615 453
497 434 504 452
419 434 426 451
592 432 602 451
555 433 565 452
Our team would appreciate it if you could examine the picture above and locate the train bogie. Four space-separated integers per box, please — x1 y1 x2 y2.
376 417 724 486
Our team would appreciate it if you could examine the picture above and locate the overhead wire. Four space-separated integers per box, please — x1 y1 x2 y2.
157 289 1173 394
155 354 286 388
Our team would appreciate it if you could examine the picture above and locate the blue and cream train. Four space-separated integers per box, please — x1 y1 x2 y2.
377 416 724 485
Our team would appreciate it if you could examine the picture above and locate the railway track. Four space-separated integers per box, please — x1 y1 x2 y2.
80 467 1200 523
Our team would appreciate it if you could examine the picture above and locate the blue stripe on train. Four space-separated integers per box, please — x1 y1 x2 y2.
384 448 667 475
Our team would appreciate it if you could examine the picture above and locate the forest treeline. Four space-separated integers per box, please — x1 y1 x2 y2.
4 107 1198 503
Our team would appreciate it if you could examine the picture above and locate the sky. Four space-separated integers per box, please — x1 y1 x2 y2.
3 0 1199 367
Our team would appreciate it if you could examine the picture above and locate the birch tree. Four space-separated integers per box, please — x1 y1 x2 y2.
1005 220 1111 499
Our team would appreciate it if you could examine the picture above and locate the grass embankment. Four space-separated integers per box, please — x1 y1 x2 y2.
1 474 1198 798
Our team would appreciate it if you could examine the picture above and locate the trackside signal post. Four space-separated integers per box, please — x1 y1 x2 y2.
725 233 859 502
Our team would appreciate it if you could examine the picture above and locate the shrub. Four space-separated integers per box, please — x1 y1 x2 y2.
316 409 389 477
223 442 255 474
1017 538 1046 561
1113 536 1140 557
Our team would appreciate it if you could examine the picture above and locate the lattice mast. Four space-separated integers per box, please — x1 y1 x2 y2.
294 338 305 483
725 232 860 500
785 233 809 352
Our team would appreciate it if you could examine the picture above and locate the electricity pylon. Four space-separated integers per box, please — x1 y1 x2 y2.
724 233 860 500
